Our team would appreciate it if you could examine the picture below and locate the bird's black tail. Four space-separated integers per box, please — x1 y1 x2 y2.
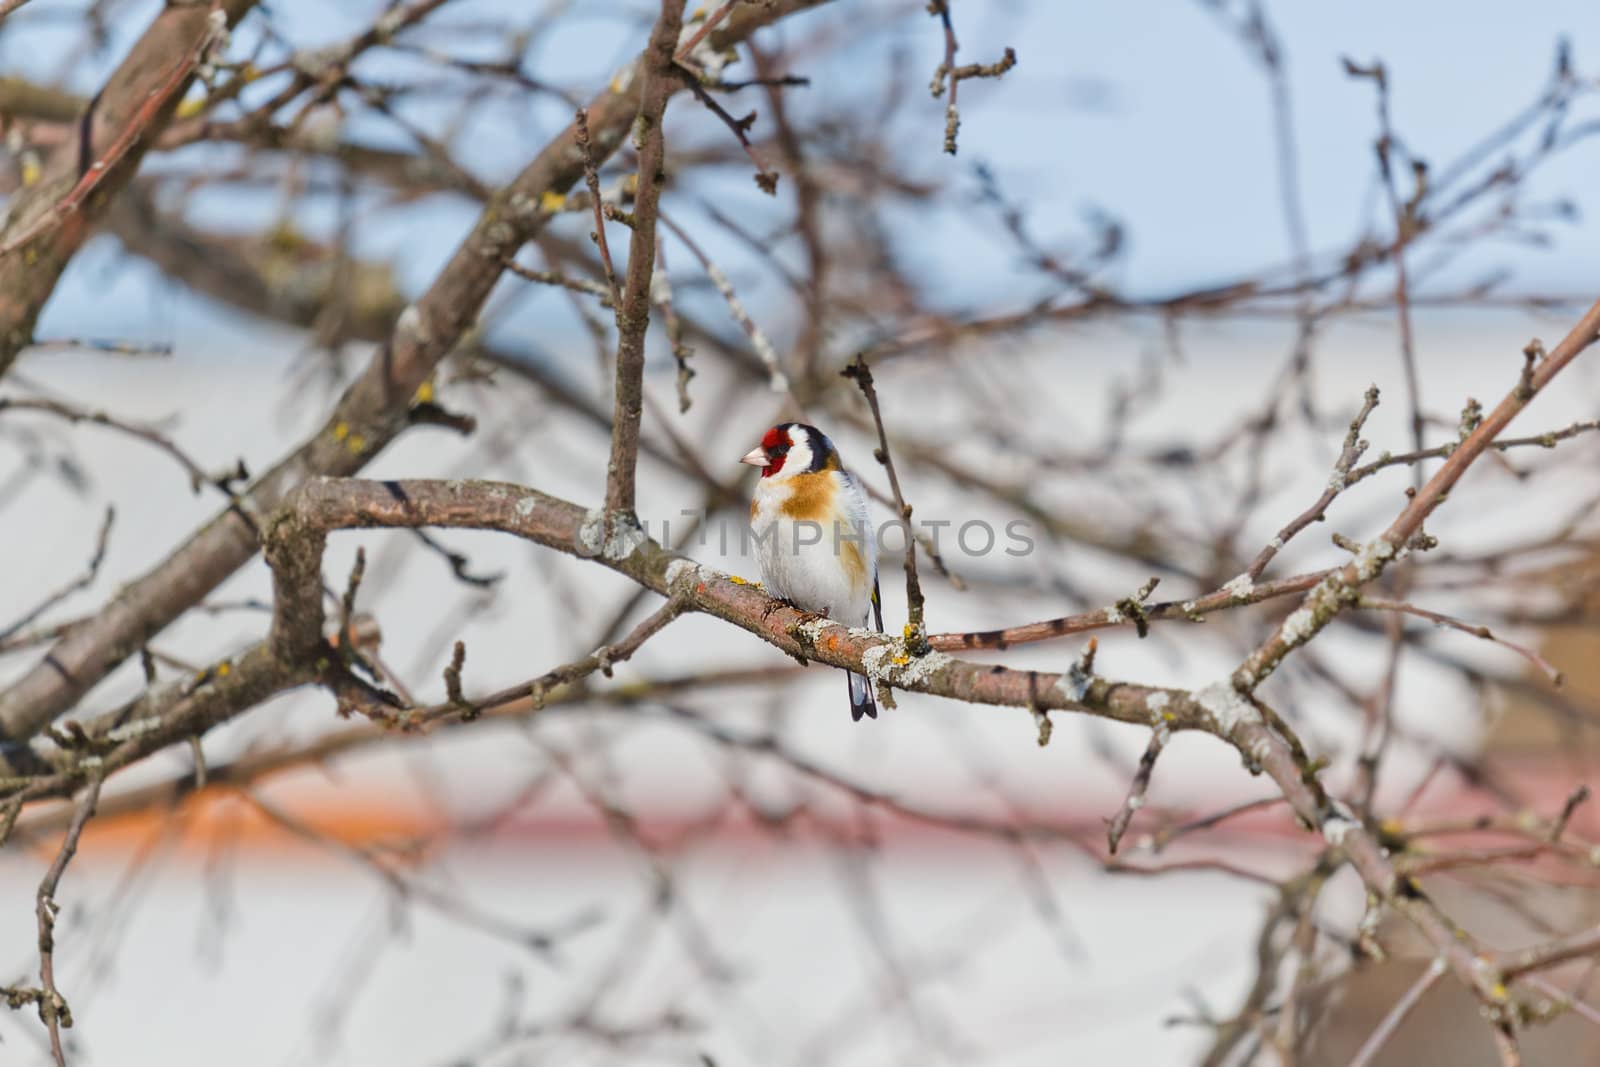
847 670 877 721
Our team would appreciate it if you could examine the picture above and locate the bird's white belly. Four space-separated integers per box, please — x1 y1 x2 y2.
755 519 870 626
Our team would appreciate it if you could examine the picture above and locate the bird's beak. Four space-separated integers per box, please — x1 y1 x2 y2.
740 446 769 468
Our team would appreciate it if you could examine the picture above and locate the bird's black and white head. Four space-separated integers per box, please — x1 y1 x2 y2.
740 423 841 481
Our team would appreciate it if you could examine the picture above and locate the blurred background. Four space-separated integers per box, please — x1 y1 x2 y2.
2 2 1600 1064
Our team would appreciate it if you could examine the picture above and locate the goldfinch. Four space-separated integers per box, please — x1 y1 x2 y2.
742 423 884 720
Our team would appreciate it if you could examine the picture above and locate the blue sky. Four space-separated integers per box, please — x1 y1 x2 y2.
8 0 1598 355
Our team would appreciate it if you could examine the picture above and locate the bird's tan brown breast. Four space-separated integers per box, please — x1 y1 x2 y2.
776 471 837 521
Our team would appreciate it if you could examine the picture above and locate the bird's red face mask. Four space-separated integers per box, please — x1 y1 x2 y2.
741 426 793 478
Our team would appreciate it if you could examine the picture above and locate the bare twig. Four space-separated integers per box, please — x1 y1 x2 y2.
1106 722 1169 854
33 771 104 1066
574 107 623 311
674 68 780 193
843 355 927 651
0 396 246 498
1358 595 1565 684
928 567 1331 651
1348 958 1446 1067
0 507 114 645
504 258 613 302
528 598 688 709
443 640 468 710
601 0 687 524
674 0 738 62
1491 1022 1522 1067
654 240 695 412
1551 785 1591 843
656 210 788 392
1347 57 1428 484
926 1 1017 155
1242 384 1379 583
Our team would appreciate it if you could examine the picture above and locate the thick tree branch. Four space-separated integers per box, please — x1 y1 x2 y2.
0 0 258 375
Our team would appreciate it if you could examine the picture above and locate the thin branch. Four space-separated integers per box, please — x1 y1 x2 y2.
656 210 789 392
926 1 1017 155
1152 796 1287 852
654 240 695 412
0 507 114 645
674 67 780 193
443 640 468 709
238 789 597 955
574 107 623 311
0 395 248 498
1242 384 1379 583
528 598 688 708
1347 58 1428 485
843 355 927 650
1358 596 1565 684
1348 958 1446 1067
1551 786 1591 843
1491 1022 1522 1067
408 528 504 588
1106 722 1169 854
601 0 687 523
674 0 737 62
504 257 612 302
1504 925 1600 982
34 771 104 1066
1345 417 1600 484
1524 974 1600 1030
927 567 1331 652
